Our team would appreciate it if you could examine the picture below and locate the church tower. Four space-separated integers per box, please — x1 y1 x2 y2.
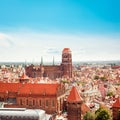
67 86 82 120
62 48 72 78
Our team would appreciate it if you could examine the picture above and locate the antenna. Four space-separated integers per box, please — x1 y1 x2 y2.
41 56 43 65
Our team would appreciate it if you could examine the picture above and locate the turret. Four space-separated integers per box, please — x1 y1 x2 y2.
67 86 82 120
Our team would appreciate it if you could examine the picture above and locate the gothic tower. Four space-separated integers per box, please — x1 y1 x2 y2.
62 48 72 78
67 86 82 120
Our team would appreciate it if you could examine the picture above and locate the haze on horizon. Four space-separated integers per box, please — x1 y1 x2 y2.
0 0 120 62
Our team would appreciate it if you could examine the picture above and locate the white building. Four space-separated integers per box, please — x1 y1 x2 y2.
0 108 52 120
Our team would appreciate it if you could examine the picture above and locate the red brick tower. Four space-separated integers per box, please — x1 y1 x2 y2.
67 86 82 120
62 48 72 78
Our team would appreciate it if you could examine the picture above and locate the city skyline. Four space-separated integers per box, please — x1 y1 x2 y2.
0 0 120 62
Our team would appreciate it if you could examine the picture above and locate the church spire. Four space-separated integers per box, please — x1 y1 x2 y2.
53 56 55 65
40 56 43 65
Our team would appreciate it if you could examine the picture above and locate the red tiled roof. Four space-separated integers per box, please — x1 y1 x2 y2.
81 103 90 115
0 82 60 95
0 83 22 93
113 98 120 108
67 86 82 103
19 83 59 95
112 66 120 69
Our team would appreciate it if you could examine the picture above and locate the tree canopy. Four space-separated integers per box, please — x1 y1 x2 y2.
95 107 112 120
83 111 95 120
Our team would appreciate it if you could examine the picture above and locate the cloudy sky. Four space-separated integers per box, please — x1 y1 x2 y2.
0 0 120 62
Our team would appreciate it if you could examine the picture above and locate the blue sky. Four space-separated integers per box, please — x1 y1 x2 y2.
0 0 120 62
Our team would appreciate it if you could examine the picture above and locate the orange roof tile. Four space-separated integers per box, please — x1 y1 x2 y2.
19 83 59 95
67 86 82 103
0 82 61 96
113 98 120 108
0 83 22 93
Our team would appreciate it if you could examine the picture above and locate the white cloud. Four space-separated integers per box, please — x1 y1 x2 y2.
0 30 120 62
0 33 14 47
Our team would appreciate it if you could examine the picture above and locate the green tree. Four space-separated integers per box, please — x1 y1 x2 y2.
100 77 106 81
95 108 112 120
94 76 99 80
107 91 113 96
83 111 95 120
61 79 69 84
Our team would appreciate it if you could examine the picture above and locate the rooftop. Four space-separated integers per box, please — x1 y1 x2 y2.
67 86 82 103
62 48 71 53
0 82 60 95
112 97 120 108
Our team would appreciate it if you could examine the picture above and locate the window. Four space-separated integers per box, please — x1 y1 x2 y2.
33 99 35 106
7 98 16 104
63 54 68 58
36 100 38 105
26 99 28 105
46 100 48 107
52 100 55 107
29 101 32 106
39 100 42 106
20 99 22 105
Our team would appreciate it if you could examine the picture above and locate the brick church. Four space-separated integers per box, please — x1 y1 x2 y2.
25 48 72 79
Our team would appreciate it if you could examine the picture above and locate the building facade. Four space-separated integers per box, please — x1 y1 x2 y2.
25 48 72 79
0 82 66 114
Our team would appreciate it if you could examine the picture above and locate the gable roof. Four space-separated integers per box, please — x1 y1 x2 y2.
67 86 82 103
